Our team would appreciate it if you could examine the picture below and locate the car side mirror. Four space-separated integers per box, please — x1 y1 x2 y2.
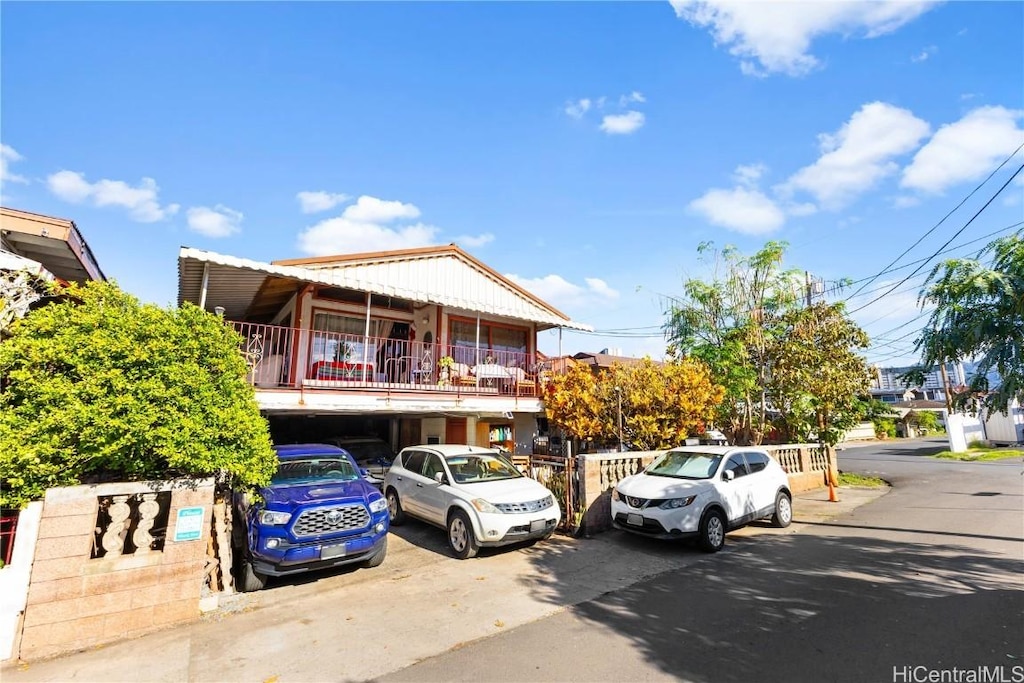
723 469 735 482
434 471 446 485
360 468 370 478
516 465 527 474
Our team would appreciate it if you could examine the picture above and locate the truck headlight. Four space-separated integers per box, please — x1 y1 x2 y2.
658 496 696 510
260 510 292 525
369 497 388 514
471 498 501 514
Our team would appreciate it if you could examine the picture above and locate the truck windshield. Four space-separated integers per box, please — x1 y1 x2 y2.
272 458 358 484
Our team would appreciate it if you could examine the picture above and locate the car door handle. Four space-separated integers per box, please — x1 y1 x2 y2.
416 483 424 488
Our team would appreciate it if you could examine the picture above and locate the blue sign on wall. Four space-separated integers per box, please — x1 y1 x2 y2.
173 506 205 542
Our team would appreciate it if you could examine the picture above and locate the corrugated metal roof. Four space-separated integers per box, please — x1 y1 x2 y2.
177 246 593 331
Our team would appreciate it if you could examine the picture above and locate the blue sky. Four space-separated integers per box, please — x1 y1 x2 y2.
2 1 1022 366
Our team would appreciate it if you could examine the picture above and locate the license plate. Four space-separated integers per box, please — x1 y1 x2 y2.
530 519 546 533
321 543 347 559
626 513 644 527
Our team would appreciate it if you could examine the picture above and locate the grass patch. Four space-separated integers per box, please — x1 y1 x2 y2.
838 471 888 487
933 448 1024 461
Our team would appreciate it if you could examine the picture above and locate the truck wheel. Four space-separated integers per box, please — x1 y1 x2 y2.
363 537 388 568
386 488 405 525
447 510 479 559
237 557 267 592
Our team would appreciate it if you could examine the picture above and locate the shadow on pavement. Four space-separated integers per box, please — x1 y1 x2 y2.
523 531 1024 683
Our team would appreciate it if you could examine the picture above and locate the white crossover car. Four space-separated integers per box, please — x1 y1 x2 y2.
384 444 560 559
611 446 792 552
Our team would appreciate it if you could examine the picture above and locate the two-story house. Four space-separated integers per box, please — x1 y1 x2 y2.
177 244 591 455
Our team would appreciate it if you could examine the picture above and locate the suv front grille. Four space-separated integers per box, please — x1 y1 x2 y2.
495 496 554 514
292 504 369 537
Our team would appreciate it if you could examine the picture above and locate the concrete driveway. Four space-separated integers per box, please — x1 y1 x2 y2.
2 487 885 682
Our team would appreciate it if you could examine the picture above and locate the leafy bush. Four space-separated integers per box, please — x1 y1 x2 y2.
874 418 897 439
0 281 276 509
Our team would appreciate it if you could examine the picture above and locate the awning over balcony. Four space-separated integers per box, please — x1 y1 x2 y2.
177 245 593 332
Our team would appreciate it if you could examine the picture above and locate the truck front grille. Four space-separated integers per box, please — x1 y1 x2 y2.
292 504 369 537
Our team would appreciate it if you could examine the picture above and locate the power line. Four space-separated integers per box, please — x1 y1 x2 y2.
843 221 1023 288
847 163 1024 316
844 142 1024 301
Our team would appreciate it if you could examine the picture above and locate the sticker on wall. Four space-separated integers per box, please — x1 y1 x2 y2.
173 506 205 542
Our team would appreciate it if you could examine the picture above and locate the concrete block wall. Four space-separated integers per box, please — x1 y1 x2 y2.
16 479 213 661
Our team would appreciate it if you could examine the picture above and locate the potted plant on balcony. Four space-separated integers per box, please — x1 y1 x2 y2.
438 355 455 387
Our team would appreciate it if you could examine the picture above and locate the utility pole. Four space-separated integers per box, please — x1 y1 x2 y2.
805 271 813 308
939 361 953 413
615 386 624 452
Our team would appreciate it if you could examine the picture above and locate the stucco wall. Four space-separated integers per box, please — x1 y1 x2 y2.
16 479 213 662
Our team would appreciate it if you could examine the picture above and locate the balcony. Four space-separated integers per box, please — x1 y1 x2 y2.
230 321 547 399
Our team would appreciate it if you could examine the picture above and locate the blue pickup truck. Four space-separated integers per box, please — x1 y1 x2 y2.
233 443 390 592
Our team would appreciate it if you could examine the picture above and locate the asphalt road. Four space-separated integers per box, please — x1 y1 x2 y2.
381 438 1024 683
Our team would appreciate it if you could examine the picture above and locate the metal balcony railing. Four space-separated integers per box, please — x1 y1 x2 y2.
227 321 548 399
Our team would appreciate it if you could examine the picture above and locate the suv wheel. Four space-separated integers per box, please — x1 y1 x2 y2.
772 491 792 528
386 488 405 525
698 509 726 553
447 510 479 559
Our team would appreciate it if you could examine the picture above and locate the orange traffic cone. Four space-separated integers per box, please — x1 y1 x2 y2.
827 466 839 503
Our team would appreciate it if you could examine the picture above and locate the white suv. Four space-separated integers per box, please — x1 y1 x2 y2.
383 444 560 559
610 446 792 552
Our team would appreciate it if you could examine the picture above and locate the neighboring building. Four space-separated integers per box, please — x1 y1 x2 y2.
571 349 661 374
1 207 106 334
0 206 106 284
177 244 591 455
870 363 965 403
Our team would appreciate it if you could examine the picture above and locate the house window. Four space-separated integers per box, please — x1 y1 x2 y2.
311 312 399 365
449 319 528 367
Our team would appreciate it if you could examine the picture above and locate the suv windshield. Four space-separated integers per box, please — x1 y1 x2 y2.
272 458 359 485
445 453 522 484
646 451 722 480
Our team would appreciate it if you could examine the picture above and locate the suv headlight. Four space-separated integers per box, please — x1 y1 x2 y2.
260 510 292 525
658 496 696 510
471 498 501 514
369 497 388 514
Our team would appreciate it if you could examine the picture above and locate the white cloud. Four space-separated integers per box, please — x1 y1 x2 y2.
1 144 28 184
688 186 785 235
619 91 646 106
296 190 350 214
297 194 437 255
505 273 620 309
783 102 930 209
46 170 179 222
565 98 592 120
454 233 495 249
911 45 937 63
733 162 767 188
600 111 646 135
670 0 937 76
343 195 421 223
900 106 1024 194
186 205 243 238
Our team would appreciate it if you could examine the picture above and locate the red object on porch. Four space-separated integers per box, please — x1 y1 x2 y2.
309 360 374 381
0 510 19 565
